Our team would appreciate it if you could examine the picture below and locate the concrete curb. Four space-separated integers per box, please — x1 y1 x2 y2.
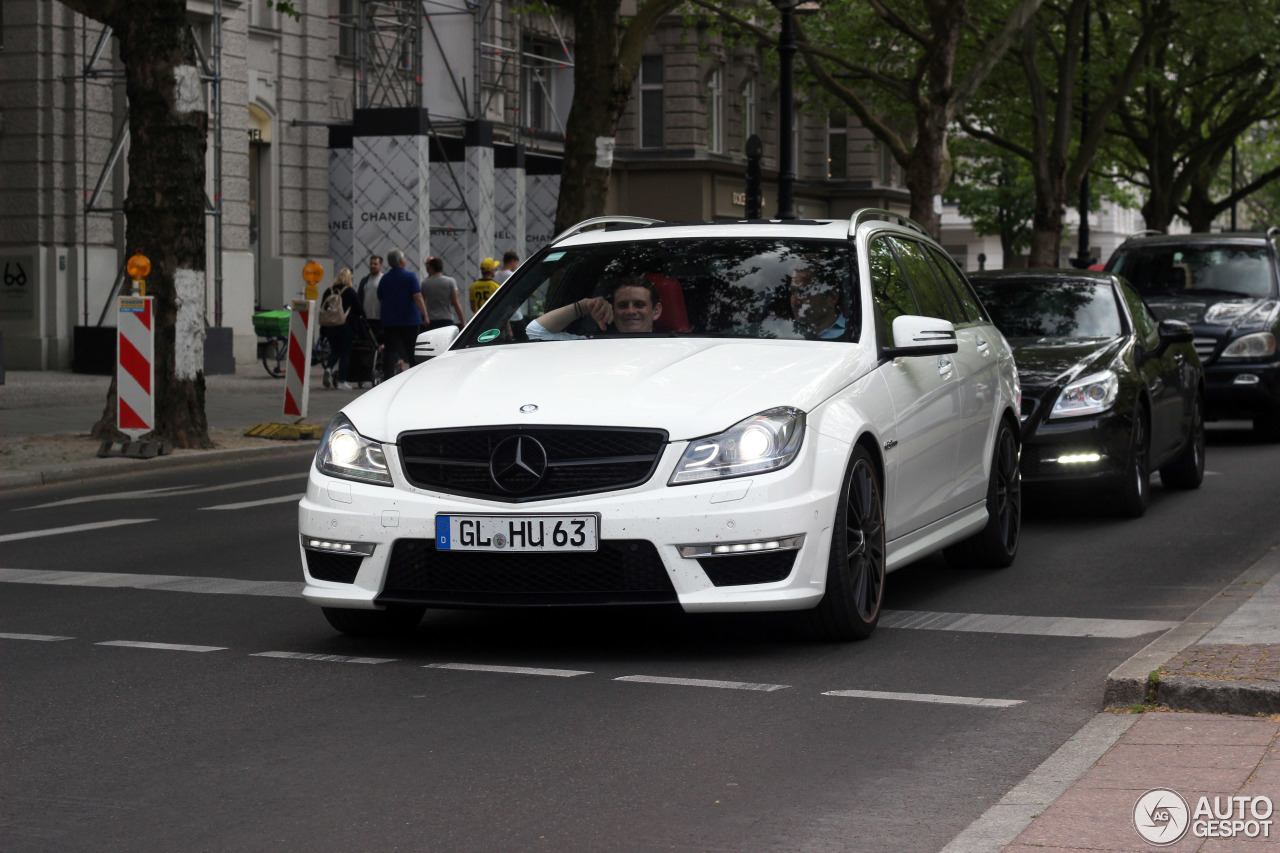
0 441 318 490
1103 547 1280 710
1156 675 1280 715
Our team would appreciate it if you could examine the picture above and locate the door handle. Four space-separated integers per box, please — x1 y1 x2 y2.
976 336 990 355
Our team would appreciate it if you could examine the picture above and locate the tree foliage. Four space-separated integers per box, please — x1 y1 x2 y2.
946 139 1036 259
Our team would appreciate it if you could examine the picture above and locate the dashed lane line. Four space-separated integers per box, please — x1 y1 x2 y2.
20 474 306 510
425 663 592 677
96 640 226 653
199 494 304 511
0 569 301 597
824 689 1023 708
252 651 396 664
0 632 74 641
616 675 789 692
0 519 158 543
880 609 1177 638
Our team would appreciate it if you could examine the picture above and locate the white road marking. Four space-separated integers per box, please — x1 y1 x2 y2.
0 632 74 641
252 651 395 664
824 689 1023 708
615 675 789 692
425 663 592 677
96 640 226 652
0 569 301 597
200 494 304 511
880 610 1177 638
0 519 156 543
22 474 305 510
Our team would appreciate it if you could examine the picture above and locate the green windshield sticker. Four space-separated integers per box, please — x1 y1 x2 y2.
545 251 565 261
478 328 501 343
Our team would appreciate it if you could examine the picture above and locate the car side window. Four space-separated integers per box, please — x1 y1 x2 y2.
1118 281 1159 347
888 236 956 323
926 245 987 324
868 236 920 341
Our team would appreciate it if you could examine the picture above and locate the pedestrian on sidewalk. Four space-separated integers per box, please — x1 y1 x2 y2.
469 257 501 315
319 268 365 390
493 250 519 284
422 256 464 331
377 248 429 381
357 254 383 339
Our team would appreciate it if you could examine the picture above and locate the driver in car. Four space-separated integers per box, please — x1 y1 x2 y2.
790 264 847 340
526 275 664 340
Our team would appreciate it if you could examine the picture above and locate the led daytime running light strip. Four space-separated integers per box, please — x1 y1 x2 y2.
678 534 805 559
301 536 376 556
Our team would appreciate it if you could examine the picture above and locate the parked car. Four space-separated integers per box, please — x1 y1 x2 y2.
970 270 1204 517
299 211 1021 641
1104 229 1280 439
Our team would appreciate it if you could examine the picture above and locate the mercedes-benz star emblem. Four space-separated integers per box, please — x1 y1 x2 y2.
520 404 539 414
489 435 549 493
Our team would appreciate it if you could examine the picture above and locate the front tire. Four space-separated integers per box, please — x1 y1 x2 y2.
1160 389 1205 490
945 419 1021 568
322 605 425 637
1112 404 1150 518
804 446 886 641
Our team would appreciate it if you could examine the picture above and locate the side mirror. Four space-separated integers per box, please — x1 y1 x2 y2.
1158 319 1195 344
883 315 959 357
415 325 459 360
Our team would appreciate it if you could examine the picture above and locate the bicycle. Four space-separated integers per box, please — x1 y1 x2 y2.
254 309 333 378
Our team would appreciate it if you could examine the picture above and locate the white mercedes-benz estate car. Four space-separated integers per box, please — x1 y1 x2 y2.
300 210 1022 641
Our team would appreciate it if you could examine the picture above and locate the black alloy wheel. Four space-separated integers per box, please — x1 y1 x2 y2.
322 604 426 637
805 446 886 641
1113 404 1150 518
1160 389 1205 490
945 420 1020 568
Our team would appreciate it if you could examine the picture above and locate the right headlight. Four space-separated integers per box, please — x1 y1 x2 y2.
1219 332 1276 360
669 408 805 485
315 413 393 485
1050 370 1119 419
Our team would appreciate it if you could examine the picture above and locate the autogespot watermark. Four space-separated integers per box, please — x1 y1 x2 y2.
1133 788 1274 845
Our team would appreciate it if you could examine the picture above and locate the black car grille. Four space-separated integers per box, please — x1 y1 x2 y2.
305 550 363 584
1193 336 1219 364
398 426 667 502
1019 447 1043 478
1021 396 1039 423
697 552 797 586
378 538 678 607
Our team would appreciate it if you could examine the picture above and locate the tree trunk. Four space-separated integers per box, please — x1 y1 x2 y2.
74 0 212 448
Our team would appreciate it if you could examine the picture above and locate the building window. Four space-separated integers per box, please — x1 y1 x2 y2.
248 0 278 30
639 55 664 149
706 67 723 154
338 0 357 59
742 78 756 143
828 112 847 179
523 40 573 134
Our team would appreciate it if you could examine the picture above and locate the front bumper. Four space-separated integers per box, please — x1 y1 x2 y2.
1019 410 1132 484
1203 359 1280 420
299 436 851 613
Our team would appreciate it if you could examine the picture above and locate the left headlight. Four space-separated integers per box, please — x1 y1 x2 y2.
1050 370 1119 419
669 407 805 485
316 413 393 485
1219 331 1276 360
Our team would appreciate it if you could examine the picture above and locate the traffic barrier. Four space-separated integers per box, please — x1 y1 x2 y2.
117 295 154 439
283 298 315 419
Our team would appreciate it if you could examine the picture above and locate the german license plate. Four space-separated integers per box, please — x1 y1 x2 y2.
435 513 599 552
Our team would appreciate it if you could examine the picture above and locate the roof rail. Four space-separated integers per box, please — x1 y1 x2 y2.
848 208 927 239
551 216 663 244
1124 229 1164 241
1267 225 1279 240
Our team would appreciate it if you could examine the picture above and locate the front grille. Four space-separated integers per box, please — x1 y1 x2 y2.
1019 447 1043 478
305 550 363 583
1021 396 1039 423
697 551 797 586
379 538 678 607
399 426 668 502
1194 336 1219 364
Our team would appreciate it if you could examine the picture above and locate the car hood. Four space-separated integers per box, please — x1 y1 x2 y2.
1144 294 1279 331
342 338 874 443
1008 337 1124 392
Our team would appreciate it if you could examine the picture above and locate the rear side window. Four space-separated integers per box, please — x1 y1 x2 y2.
927 245 987 323
868 236 919 338
888 236 955 322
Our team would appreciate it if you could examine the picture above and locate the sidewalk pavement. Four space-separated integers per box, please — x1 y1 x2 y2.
3 368 1280 851
0 364 362 488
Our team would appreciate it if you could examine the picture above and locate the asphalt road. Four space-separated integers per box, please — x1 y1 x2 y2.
2 425 1278 852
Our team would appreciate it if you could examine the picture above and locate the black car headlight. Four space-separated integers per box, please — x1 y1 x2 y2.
1050 370 1119 419
1219 332 1276 360
315 413 393 485
669 408 805 485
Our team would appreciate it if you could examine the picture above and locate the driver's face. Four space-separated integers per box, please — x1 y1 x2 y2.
611 285 662 333
790 268 836 324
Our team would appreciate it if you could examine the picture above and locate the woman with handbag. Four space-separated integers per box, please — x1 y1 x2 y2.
318 268 365 390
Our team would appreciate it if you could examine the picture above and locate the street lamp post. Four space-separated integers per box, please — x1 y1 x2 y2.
774 0 797 221
1072 0 1093 269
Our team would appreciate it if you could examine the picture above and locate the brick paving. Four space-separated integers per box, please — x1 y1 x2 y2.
1163 644 1280 683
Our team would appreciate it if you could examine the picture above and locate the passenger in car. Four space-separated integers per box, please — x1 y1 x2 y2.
790 265 847 340
526 275 664 340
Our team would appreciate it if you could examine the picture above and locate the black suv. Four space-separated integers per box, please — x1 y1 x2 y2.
1105 229 1280 439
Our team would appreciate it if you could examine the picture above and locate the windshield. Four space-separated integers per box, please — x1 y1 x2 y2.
1108 244 1276 298
455 237 856 347
971 280 1124 339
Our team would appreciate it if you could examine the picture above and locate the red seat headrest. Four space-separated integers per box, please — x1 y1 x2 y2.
646 274 690 333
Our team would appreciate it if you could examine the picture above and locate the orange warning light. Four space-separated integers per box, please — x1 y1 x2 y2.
127 252 151 282
302 261 324 284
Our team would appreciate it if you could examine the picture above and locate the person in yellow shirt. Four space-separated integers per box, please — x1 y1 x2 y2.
469 257 501 314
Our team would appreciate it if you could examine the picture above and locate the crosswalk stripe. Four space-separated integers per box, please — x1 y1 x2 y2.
879 609 1176 638
0 632 74 641
199 494 303 511
824 689 1023 707
0 519 156 543
425 663 592 677
252 651 395 664
97 640 226 652
0 568 301 597
615 675 789 692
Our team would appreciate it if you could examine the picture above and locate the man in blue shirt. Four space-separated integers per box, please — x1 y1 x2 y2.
790 265 847 340
377 248 429 378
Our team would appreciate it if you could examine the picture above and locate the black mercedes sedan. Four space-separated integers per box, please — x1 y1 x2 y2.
970 270 1205 517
